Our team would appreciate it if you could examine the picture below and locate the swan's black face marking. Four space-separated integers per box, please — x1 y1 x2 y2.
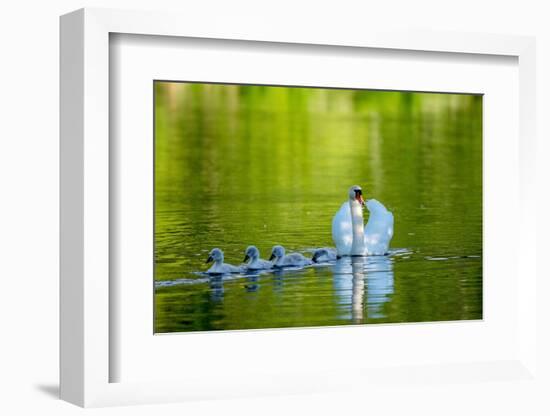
353 188 365 205
348 185 363 201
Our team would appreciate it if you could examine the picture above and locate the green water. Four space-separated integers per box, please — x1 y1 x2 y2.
154 82 482 333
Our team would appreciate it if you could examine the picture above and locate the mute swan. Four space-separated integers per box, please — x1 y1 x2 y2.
205 248 242 274
332 185 394 256
243 246 273 270
269 245 312 268
311 247 338 263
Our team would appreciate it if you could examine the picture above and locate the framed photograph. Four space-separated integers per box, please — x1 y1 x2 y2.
60 8 538 408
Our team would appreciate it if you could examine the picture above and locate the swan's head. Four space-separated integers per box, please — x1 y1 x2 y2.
243 245 259 263
206 248 224 264
348 185 365 206
269 245 285 261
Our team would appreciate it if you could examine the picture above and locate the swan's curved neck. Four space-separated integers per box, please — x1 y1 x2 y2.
349 199 366 255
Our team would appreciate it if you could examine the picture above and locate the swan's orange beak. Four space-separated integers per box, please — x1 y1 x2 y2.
355 193 365 206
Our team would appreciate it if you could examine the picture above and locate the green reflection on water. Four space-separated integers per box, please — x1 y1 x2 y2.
154 82 482 333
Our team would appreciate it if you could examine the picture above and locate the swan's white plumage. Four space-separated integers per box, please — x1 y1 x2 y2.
332 202 353 255
332 198 393 256
364 199 394 255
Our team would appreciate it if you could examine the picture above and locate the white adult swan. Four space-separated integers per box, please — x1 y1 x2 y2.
332 185 394 256
269 245 312 268
205 248 242 274
243 246 273 270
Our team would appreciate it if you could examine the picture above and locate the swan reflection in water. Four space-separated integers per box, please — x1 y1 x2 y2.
332 255 394 322
208 275 225 302
209 271 262 300
205 255 394 319
244 272 260 293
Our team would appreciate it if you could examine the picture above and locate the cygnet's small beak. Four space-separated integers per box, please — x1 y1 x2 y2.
312 252 320 263
268 253 276 261
206 255 213 264
243 254 250 262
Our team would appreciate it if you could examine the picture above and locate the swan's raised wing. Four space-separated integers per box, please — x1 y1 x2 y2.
364 199 394 255
332 202 353 256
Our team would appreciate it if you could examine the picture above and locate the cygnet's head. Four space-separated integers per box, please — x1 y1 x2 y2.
243 245 259 262
206 248 224 264
312 248 328 263
269 245 285 261
348 185 365 206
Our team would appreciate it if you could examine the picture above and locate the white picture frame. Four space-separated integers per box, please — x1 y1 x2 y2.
60 7 538 408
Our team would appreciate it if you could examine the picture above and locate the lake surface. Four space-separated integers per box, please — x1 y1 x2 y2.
154 83 483 333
